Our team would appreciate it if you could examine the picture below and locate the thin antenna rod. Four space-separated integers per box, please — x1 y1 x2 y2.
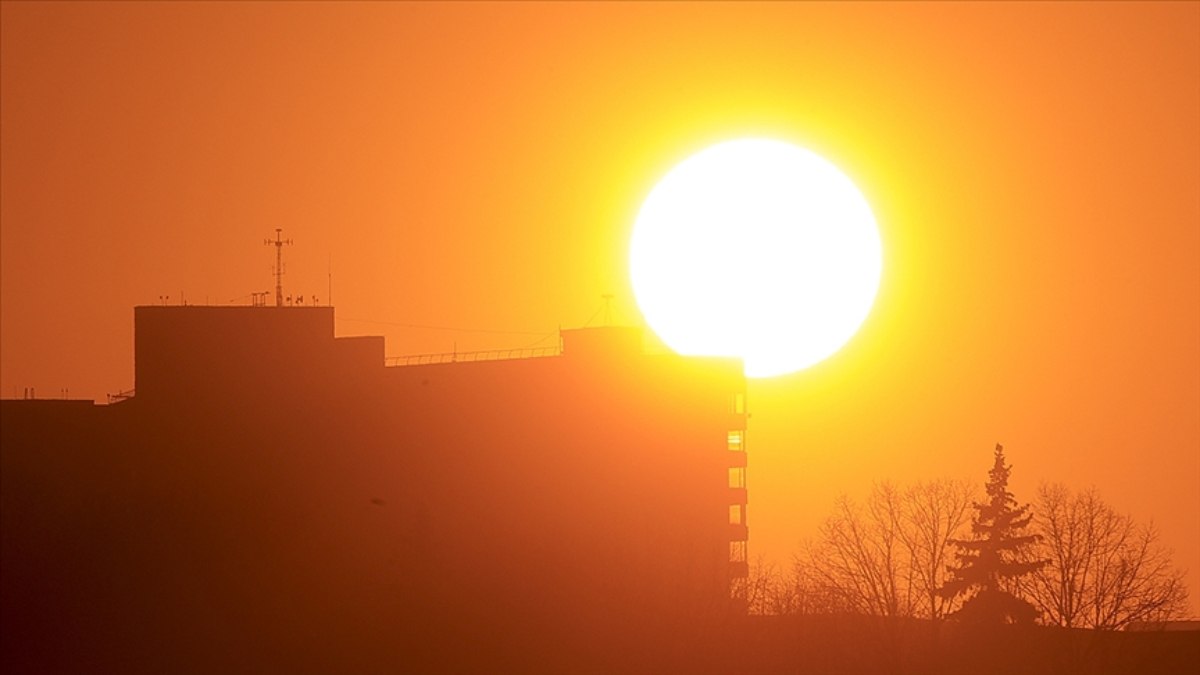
264 228 293 308
328 254 332 308
601 293 614 326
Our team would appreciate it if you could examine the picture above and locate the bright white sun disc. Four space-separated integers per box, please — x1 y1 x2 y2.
630 139 882 377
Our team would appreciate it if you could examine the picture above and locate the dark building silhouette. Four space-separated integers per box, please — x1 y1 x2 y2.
2 306 749 673
6 307 1198 675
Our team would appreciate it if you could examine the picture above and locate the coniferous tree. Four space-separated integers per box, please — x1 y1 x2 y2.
940 444 1045 623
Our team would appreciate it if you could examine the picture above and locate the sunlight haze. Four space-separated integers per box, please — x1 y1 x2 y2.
2 2 1197 617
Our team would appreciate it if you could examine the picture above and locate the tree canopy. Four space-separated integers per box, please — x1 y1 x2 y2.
940 444 1045 623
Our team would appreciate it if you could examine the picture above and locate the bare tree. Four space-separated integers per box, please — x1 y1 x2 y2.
791 554 855 615
736 554 857 616
800 480 975 619
898 479 977 619
803 486 911 617
734 556 794 616
1020 484 1189 629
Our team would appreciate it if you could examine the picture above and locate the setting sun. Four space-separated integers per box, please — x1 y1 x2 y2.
630 139 882 377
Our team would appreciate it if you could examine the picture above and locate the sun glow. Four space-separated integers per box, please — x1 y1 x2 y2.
630 139 882 377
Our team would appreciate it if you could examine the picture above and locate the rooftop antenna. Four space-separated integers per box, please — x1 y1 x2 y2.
601 293 614 326
264 228 293 308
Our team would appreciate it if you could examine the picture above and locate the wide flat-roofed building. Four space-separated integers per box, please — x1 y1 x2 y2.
2 305 748 673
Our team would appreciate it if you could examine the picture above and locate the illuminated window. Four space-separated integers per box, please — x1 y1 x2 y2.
727 430 744 451
728 467 745 489
729 504 744 525
730 541 747 563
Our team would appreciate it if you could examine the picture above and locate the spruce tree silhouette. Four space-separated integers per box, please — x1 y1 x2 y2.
940 444 1046 623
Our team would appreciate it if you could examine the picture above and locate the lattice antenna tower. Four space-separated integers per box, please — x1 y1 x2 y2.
264 228 293 307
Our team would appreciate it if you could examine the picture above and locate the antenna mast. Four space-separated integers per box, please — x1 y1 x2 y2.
264 228 293 307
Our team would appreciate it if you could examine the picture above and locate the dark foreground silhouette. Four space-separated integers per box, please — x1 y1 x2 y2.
3 306 750 674
3 307 1196 673
730 614 1198 675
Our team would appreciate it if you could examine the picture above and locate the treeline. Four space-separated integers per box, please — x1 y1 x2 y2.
737 445 1189 629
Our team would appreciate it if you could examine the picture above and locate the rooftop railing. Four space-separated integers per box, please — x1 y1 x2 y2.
107 389 135 403
385 345 561 368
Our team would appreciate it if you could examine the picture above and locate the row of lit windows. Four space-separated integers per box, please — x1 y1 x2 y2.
728 391 747 566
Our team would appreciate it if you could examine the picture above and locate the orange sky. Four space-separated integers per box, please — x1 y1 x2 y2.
3 2 1198 611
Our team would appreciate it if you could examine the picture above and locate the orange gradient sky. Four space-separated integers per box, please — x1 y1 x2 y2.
3 2 1198 609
